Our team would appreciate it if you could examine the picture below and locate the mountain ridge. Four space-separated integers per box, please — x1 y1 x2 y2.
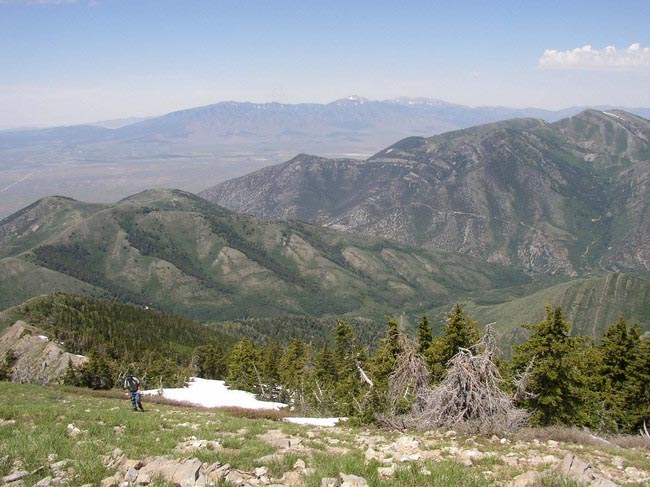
201 109 650 276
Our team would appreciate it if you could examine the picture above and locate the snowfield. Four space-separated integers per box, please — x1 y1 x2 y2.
142 377 286 410
142 377 343 426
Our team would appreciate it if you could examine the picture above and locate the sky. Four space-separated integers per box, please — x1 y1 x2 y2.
0 0 649 128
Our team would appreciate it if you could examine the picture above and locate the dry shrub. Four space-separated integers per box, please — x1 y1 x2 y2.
381 326 529 435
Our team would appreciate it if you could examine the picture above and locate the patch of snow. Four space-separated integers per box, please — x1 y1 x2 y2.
386 149 393 153
37 335 49 341
602 111 625 121
284 417 345 427
142 378 286 410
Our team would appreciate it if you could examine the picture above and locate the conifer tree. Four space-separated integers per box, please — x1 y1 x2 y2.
226 339 260 392
511 305 589 426
370 317 401 390
259 341 282 399
332 319 369 416
623 335 650 433
425 304 480 381
278 339 309 404
598 317 641 431
416 315 433 355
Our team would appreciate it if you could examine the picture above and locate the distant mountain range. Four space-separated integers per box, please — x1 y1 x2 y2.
202 109 650 277
1 96 649 219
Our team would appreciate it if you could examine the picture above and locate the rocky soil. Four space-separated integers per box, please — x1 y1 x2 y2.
3 421 648 487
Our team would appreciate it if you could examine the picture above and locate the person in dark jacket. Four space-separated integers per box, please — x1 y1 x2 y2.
124 373 145 411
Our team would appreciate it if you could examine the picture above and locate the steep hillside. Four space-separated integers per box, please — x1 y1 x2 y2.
463 272 650 349
0 189 530 325
202 110 650 277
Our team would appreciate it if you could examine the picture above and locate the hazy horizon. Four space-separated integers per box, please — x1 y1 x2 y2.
1 0 649 128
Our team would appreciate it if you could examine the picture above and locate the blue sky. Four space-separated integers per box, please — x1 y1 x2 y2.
1 0 649 127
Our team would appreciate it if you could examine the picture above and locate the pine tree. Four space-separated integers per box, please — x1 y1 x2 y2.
278 339 309 405
598 317 641 431
225 339 260 392
425 304 480 381
332 319 369 416
370 317 401 389
511 305 589 426
416 315 433 355
623 335 650 433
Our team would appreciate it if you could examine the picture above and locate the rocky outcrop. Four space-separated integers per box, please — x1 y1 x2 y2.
0 321 87 385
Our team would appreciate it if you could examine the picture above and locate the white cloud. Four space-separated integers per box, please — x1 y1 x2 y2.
539 43 650 70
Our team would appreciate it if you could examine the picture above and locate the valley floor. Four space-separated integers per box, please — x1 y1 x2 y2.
0 382 649 487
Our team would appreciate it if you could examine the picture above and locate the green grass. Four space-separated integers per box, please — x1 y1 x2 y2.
2 377 649 487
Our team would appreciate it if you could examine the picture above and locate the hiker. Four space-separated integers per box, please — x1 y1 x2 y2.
124 373 145 412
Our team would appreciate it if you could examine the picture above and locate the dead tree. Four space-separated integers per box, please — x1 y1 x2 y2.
380 325 529 435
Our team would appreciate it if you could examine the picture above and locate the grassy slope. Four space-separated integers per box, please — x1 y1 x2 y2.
1 382 648 487
462 272 650 351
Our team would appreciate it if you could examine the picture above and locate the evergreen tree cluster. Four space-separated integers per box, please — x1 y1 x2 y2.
4 292 648 434
219 305 649 434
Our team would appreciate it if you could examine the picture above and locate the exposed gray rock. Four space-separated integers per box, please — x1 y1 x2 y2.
339 473 368 487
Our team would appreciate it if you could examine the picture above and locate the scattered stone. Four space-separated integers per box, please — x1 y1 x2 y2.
259 430 303 450
444 430 458 438
135 472 151 485
293 459 306 471
174 439 221 453
2 471 30 484
36 476 53 487
281 471 303 486
66 424 82 438
508 470 541 487
624 466 648 482
554 453 618 487
254 467 268 478
547 440 559 448
256 454 284 465
100 476 119 487
339 473 368 487
124 467 138 483
377 464 395 478
321 478 339 487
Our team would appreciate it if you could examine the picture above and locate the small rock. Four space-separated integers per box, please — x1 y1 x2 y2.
508 471 540 487
444 430 458 438
293 459 306 471
547 440 559 448
124 467 138 483
256 454 284 465
377 465 395 478
321 478 339 487
254 467 269 478
2 470 30 483
100 476 119 487
36 476 53 487
281 471 303 486
136 472 151 485
66 424 82 437
339 473 368 487
420 468 431 476
500 438 508 444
